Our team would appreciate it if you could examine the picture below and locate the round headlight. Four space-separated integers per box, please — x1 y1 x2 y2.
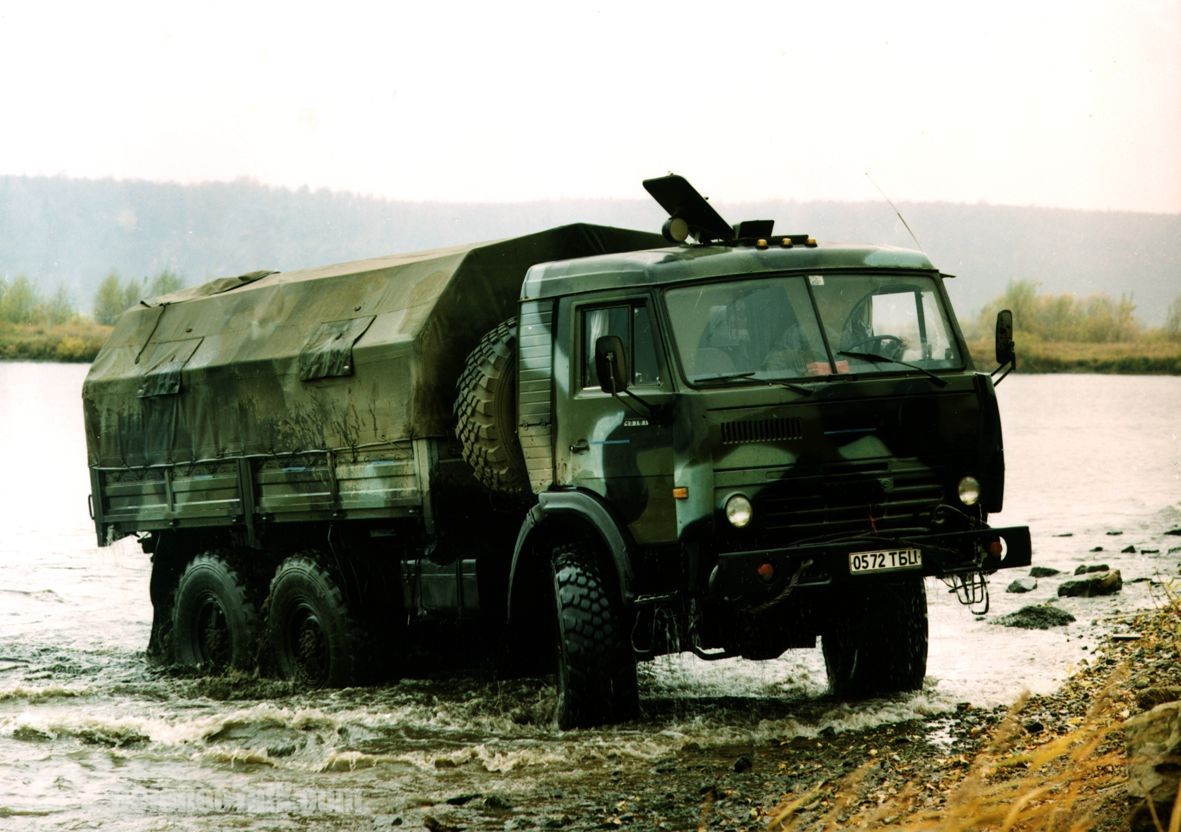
725 494 753 528
957 476 981 506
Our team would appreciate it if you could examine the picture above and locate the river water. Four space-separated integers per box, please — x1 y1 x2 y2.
1 362 1179 830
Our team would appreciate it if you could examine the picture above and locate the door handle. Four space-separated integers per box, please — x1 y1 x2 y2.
570 439 590 454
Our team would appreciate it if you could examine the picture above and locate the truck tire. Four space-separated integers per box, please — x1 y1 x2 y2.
822 578 928 698
455 318 529 496
264 556 361 687
171 553 260 672
551 540 639 728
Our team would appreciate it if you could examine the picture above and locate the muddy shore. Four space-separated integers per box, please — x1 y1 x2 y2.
412 590 1176 832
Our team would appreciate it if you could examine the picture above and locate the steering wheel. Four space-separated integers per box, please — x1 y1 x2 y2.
842 334 904 358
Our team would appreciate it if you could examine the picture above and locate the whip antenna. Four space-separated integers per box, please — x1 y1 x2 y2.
866 172 924 253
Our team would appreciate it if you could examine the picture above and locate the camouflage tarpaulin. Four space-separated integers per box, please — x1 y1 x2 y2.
83 224 663 469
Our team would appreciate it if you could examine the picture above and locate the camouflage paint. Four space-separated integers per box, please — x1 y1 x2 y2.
84 224 662 545
525 240 1029 612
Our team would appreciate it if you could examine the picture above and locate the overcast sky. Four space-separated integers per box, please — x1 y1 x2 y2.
2 0 1178 213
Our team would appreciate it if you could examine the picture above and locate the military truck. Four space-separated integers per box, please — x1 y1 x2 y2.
83 175 1031 728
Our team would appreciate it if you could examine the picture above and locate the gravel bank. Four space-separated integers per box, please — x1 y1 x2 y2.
532 590 1180 832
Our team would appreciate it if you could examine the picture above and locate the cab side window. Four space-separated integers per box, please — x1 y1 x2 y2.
582 303 661 389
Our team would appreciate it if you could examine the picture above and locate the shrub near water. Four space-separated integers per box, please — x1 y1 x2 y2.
966 280 1181 374
0 320 111 362
0 269 176 362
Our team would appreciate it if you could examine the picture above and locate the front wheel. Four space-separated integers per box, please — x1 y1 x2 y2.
822 578 928 697
171 553 260 672
264 556 362 687
551 541 638 729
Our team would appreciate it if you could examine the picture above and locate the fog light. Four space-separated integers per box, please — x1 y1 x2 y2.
957 476 981 506
725 494 753 528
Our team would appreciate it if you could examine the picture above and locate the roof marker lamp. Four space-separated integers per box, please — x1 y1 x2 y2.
725 494 753 528
957 476 981 506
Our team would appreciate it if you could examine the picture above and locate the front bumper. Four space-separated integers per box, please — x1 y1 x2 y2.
709 524 1031 605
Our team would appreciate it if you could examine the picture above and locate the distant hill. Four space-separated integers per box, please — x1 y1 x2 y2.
2 175 1178 325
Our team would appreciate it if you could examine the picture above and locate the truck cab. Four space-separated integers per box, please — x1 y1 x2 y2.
501 179 1029 726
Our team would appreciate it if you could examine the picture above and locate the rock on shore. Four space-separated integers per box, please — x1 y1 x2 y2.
1058 568 1123 597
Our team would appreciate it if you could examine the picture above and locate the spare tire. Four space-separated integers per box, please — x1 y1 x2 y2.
455 318 529 495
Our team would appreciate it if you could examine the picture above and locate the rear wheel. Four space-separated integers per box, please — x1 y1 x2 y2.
171 553 260 672
551 540 638 728
822 578 928 697
264 556 362 687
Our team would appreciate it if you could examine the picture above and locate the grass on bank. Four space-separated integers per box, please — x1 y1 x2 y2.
767 587 1181 831
3 324 1180 374
0 319 111 362
969 334 1181 374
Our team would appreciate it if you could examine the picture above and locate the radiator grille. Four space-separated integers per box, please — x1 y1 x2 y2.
753 463 943 541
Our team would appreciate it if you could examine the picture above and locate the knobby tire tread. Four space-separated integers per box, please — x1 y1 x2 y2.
454 318 528 496
171 552 260 672
552 541 638 728
264 554 363 688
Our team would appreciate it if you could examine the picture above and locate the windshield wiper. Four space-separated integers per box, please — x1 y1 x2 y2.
693 371 757 386
694 370 814 395
763 377 815 395
836 350 947 387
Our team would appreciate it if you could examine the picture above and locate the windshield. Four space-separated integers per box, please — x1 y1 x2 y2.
664 273 963 385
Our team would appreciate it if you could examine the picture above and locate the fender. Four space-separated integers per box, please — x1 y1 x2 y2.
507 490 637 619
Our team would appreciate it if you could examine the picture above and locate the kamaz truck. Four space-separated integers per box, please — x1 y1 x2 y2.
83 176 1031 728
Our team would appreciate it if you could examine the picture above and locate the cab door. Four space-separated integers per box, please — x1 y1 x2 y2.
553 294 676 544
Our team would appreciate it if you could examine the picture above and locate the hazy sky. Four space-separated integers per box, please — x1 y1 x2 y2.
2 0 1178 213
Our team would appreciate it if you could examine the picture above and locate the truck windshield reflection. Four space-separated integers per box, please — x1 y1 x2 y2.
664 273 964 385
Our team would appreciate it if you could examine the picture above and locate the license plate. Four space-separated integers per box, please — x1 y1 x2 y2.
848 547 922 574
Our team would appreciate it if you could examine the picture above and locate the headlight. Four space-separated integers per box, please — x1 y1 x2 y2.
725 494 753 528
957 476 981 506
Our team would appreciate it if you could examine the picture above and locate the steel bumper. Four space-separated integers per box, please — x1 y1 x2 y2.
709 525 1032 605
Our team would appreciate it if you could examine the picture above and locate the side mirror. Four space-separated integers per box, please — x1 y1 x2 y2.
995 309 1015 367
595 335 630 394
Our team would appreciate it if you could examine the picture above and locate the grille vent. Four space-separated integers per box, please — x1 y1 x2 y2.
721 416 804 445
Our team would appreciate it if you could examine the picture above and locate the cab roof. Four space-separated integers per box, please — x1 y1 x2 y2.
522 241 937 300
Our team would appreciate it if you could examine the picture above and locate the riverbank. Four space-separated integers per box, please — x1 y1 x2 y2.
3 327 1181 374
968 336 1181 374
762 590 1181 831
553 588 1180 832
0 321 110 362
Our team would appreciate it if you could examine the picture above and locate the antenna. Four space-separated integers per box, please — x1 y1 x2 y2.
865 172 924 253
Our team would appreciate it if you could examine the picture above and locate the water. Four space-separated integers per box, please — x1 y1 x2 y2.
1 363 1178 829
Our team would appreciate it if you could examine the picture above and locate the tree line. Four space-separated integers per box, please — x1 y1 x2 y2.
3 270 1180 370
9 270 1176 342
0 270 184 327
976 279 1181 343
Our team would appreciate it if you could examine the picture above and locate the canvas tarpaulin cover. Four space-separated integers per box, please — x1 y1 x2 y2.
83 224 663 469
